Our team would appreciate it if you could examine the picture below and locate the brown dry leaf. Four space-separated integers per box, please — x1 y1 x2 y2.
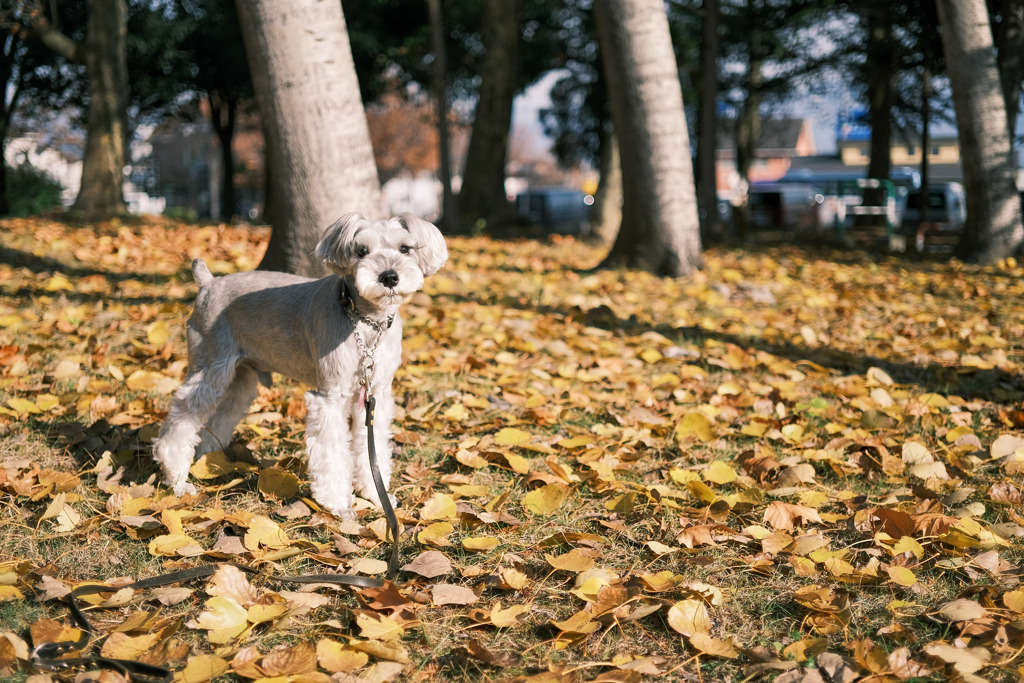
431 583 479 606
764 501 824 531
260 641 318 676
688 633 739 659
401 550 452 578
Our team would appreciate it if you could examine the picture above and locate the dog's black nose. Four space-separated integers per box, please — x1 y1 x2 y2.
378 270 399 288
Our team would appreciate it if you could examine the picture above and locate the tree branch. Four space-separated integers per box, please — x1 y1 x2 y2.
30 11 81 63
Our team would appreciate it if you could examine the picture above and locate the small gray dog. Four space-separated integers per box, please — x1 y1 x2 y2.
153 213 448 519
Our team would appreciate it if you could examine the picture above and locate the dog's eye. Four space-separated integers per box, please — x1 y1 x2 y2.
355 245 369 258
399 245 411 255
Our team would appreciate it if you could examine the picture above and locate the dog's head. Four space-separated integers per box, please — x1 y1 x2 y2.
316 213 448 305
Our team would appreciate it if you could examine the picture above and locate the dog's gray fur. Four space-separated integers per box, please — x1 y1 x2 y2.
153 212 447 518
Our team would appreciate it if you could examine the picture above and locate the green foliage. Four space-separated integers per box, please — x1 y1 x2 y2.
5 164 63 216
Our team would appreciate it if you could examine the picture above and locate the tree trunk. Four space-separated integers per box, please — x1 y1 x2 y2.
593 0 702 276
992 0 1024 142
427 0 459 233
236 0 383 277
863 4 894 213
73 0 128 217
696 0 720 241
591 128 622 245
457 0 524 233
937 0 1024 263
208 91 237 222
734 0 762 241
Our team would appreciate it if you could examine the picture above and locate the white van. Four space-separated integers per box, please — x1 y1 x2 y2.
901 183 966 252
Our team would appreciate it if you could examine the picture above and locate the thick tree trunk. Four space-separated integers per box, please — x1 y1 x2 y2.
73 0 128 217
992 0 1024 141
937 0 1024 263
734 0 762 240
209 91 237 222
591 128 622 245
427 0 459 233
695 0 720 241
236 0 382 277
593 0 702 276
863 4 894 213
457 0 523 233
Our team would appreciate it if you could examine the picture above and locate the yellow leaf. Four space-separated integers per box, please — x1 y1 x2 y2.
522 484 568 515
178 654 230 683
545 549 595 572
1004 590 1024 613
558 436 593 449
7 398 40 415
35 394 61 411
490 602 531 628
355 613 404 641
147 320 171 346
704 461 737 485
605 491 635 513
667 599 710 637
258 467 300 499
0 586 25 602
688 633 739 659
503 452 531 474
443 403 468 421
148 533 203 557
417 521 455 544
886 565 918 587
639 348 663 363
462 536 500 552
892 536 925 559
674 411 716 443
189 596 249 643
317 639 369 674
100 632 160 661
420 493 457 520
247 602 289 624
494 427 531 446
551 610 599 634
244 515 290 550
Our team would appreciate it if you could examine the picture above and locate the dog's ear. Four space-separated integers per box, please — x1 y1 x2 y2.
397 213 448 277
316 213 367 274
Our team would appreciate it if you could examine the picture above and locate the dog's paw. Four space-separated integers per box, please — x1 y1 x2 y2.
327 506 357 522
171 481 198 496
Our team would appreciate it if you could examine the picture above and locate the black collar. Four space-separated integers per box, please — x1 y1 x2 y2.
339 279 394 329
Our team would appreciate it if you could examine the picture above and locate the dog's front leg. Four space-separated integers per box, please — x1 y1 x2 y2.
351 386 396 509
305 388 357 520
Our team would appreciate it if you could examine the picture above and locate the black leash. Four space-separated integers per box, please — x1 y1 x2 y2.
33 563 386 682
365 395 401 579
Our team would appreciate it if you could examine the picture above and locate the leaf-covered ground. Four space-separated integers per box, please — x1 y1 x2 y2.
2 217 1024 683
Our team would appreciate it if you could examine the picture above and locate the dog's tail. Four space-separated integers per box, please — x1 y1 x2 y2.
192 259 214 288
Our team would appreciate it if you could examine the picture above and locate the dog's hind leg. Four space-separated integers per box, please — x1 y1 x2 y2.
197 364 260 457
153 358 239 496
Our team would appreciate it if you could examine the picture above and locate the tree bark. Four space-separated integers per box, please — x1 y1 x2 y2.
937 0 1024 263
734 7 761 241
992 0 1024 142
427 0 459 233
591 128 622 245
863 3 894 213
593 0 702 276
208 91 237 222
695 0 720 241
73 0 128 216
235 0 383 276
457 0 524 233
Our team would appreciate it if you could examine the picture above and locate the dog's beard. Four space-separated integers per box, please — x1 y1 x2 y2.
353 258 425 306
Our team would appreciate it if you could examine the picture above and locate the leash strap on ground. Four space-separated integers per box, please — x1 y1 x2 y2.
365 394 402 579
33 562 386 682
